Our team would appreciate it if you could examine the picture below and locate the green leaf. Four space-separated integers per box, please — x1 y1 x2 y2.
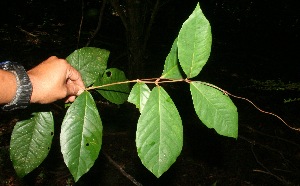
66 47 109 87
94 68 130 105
128 82 151 113
61 91 102 182
190 82 238 138
178 3 212 78
136 86 183 178
10 112 54 178
161 38 183 79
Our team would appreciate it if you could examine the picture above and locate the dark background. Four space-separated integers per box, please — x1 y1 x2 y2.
0 0 299 79
0 0 299 185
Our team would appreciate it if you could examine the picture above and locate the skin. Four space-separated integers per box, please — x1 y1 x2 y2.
0 56 85 105
0 69 17 104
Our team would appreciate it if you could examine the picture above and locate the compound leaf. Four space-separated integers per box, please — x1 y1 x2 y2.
128 82 151 113
61 91 102 182
94 68 130 105
66 47 109 87
178 3 212 78
136 86 183 178
190 82 238 138
10 112 54 178
161 38 182 79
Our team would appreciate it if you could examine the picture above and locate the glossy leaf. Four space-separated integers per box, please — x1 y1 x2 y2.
190 82 238 138
136 86 183 178
66 47 109 87
128 82 151 113
161 38 183 79
178 3 212 78
94 68 130 104
10 112 54 178
61 91 102 182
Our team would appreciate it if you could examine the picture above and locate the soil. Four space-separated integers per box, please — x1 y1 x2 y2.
1 0 300 185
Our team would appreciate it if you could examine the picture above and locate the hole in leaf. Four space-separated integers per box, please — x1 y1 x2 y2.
50 132 54 136
86 143 89 146
106 71 112 77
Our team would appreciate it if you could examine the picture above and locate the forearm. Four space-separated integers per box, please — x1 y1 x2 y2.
0 69 17 104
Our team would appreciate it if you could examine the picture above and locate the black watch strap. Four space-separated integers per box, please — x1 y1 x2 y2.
0 61 32 111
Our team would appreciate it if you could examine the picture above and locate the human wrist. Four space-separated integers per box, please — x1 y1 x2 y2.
0 61 33 111
27 72 41 104
0 69 17 104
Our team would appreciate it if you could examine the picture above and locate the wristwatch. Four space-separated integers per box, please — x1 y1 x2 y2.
0 61 32 111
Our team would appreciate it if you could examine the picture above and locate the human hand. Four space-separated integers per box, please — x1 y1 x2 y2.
27 56 85 104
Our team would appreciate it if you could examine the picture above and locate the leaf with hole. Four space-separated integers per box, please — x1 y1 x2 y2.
136 86 183 178
61 91 103 182
10 112 54 178
178 3 212 78
190 82 238 138
128 82 151 113
94 68 130 104
66 47 109 87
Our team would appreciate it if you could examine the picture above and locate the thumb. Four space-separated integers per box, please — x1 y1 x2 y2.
66 79 80 96
76 88 84 96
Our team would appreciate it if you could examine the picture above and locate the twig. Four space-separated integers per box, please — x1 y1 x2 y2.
85 78 186 91
239 135 289 163
251 145 289 185
110 0 128 30
243 125 300 149
86 0 107 46
143 0 161 50
102 151 143 186
77 0 85 48
17 26 38 37
253 169 290 185
86 79 138 91
240 133 298 172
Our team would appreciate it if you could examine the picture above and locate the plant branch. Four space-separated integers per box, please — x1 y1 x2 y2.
143 0 161 50
77 0 85 48
240 134 298 174
85 78 298 133
86 0 107 46
243 125 300 149
17 26 38 37
85 78 186 91
110 0 128 30
250 145 290 185
239 135 291 164
253 169 290 185
103 151 143 186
